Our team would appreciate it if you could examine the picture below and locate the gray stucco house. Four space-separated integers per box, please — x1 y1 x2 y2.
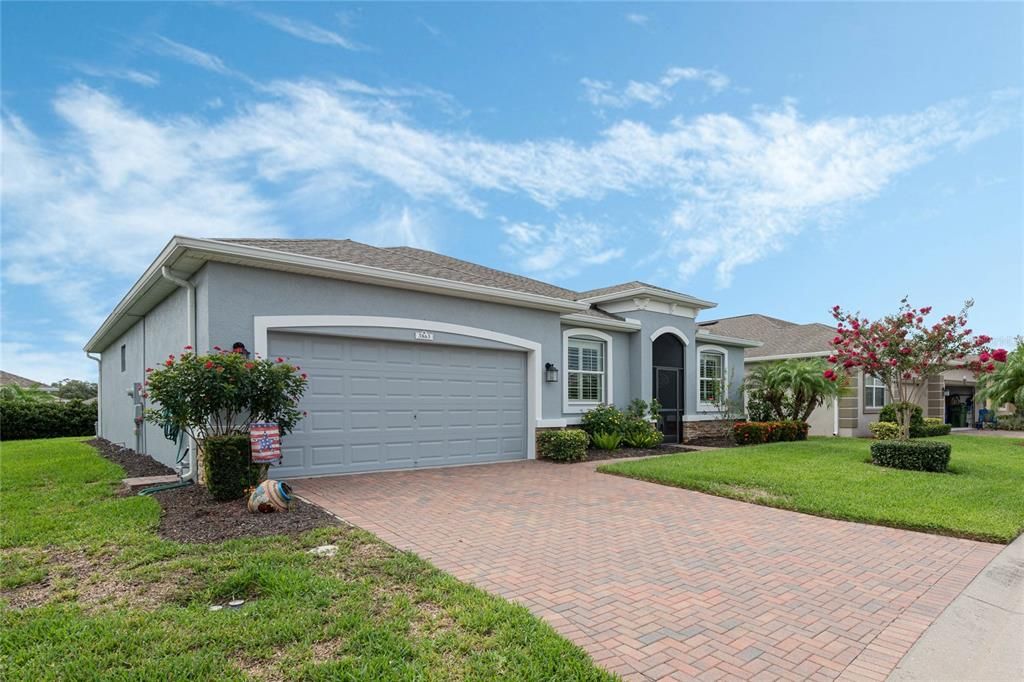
85 236 759 478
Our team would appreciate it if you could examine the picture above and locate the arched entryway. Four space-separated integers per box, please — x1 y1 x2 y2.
652 332 685 443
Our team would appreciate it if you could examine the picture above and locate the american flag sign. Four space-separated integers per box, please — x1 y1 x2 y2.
250 422 282 463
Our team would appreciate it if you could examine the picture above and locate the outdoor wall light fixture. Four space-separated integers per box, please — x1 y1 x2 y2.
545 363 559 382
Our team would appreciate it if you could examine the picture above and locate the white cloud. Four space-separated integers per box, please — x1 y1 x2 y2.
72 64 160 87
253 12 361 50
151 36 239 77
352 206 437 250
582 66 731 110
2 77 1015 378
626 13 649 26
501 218 624 279
1 341 97 385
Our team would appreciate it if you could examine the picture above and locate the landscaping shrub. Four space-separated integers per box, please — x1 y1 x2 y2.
869 421 900 440
879 401 924 431
870 440 952 473
203 434 262 501
995 415 1024 431
590 432 622 450
537 429 589 462
578 404 625 438
0 399 96 440
919 418 952 437
621 419 663 448
732 421 809 446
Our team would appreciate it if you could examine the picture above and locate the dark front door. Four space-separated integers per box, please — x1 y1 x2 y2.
654 367 683 443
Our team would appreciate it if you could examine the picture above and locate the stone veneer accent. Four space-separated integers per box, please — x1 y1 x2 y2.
682 419 737 444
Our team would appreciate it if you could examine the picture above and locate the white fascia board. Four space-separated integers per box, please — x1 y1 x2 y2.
85 235 589 352
578 287 717 310
694 331 763 348
745 351 832 363
559 312 641 331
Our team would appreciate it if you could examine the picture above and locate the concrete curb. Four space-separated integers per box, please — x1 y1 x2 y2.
889 533 1024 681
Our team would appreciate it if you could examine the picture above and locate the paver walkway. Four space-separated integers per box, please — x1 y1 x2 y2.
293 460 1002 681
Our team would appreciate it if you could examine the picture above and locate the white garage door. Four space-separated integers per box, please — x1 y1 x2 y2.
268 332 527 478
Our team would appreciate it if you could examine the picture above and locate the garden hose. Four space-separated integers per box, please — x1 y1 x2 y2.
159 410 190 467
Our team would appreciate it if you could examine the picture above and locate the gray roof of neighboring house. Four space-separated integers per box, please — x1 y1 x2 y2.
698 314 836 359
0 371 52 388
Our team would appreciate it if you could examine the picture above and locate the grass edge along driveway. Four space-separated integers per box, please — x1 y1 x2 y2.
600 435 1024 544
0 438 614 681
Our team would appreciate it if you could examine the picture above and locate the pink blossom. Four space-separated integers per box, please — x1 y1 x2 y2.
823 369 836 381
827 355 837 363
204 361 214 369
993 348 1009 362
276 357 284 363
979 351 991 362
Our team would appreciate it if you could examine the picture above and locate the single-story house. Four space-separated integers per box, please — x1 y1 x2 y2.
698 314 986 437
0 371 58 393
85 236 759 477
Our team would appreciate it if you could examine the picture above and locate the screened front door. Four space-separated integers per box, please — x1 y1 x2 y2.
654 367 682 443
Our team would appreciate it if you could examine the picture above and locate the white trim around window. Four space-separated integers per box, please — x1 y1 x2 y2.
562 328 614 414
864 373 887 411
649 326 690 345
697 344 729 412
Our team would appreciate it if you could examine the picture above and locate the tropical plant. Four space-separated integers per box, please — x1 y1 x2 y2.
590 432 623 450
621 421 663 448
977 339 1024 410
744 359 842 422
826 298 1005 439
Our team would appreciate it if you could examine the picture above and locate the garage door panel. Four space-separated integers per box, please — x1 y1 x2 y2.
268 332 527 477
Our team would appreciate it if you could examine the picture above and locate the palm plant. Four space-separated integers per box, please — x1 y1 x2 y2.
977 339 1024 410
744 358 843 421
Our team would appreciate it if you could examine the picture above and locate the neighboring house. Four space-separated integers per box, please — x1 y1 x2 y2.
85 236 759 476
698 314 984 437
0 371 58 393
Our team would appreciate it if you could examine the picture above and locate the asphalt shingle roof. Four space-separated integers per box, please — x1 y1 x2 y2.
215 239 697 316
698 314 836 359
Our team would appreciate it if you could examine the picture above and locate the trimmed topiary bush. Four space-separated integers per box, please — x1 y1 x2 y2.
203 434 262 501
0 399 97 440
919 418 952 437
869 421 900 440
537 429 589 462
732 421 809 446
870 440 951 472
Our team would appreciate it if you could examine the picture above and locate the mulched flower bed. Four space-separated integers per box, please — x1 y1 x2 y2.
88 438 339 543
88 438 175 477
684 437 737 448
582 444 696 462
154 484 340 544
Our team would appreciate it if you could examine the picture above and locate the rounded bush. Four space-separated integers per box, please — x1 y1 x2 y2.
537 429 589 462
869 421 900 440
732 421 809 446
870 440 951 473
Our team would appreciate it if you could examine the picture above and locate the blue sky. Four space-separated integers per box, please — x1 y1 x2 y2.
2 2 1021 383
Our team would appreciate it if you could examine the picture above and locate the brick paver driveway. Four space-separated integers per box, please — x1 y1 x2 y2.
293 460 1001 681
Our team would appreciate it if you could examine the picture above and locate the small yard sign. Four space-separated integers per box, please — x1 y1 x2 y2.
250 422 282 463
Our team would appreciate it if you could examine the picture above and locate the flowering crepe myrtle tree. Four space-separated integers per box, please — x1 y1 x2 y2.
825 298 1007 440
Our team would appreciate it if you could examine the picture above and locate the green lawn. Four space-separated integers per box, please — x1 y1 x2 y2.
600 435 1024 543
0 438 613 681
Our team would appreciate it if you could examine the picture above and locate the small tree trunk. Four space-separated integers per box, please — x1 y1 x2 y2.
899 408 912 441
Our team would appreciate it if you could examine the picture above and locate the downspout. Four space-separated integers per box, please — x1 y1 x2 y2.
87 353 102 438
833 396 840 437
160 266 198 482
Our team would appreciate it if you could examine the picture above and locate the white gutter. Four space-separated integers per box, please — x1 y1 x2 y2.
86 353 102 438
745 351 832 362
160 266 198 482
